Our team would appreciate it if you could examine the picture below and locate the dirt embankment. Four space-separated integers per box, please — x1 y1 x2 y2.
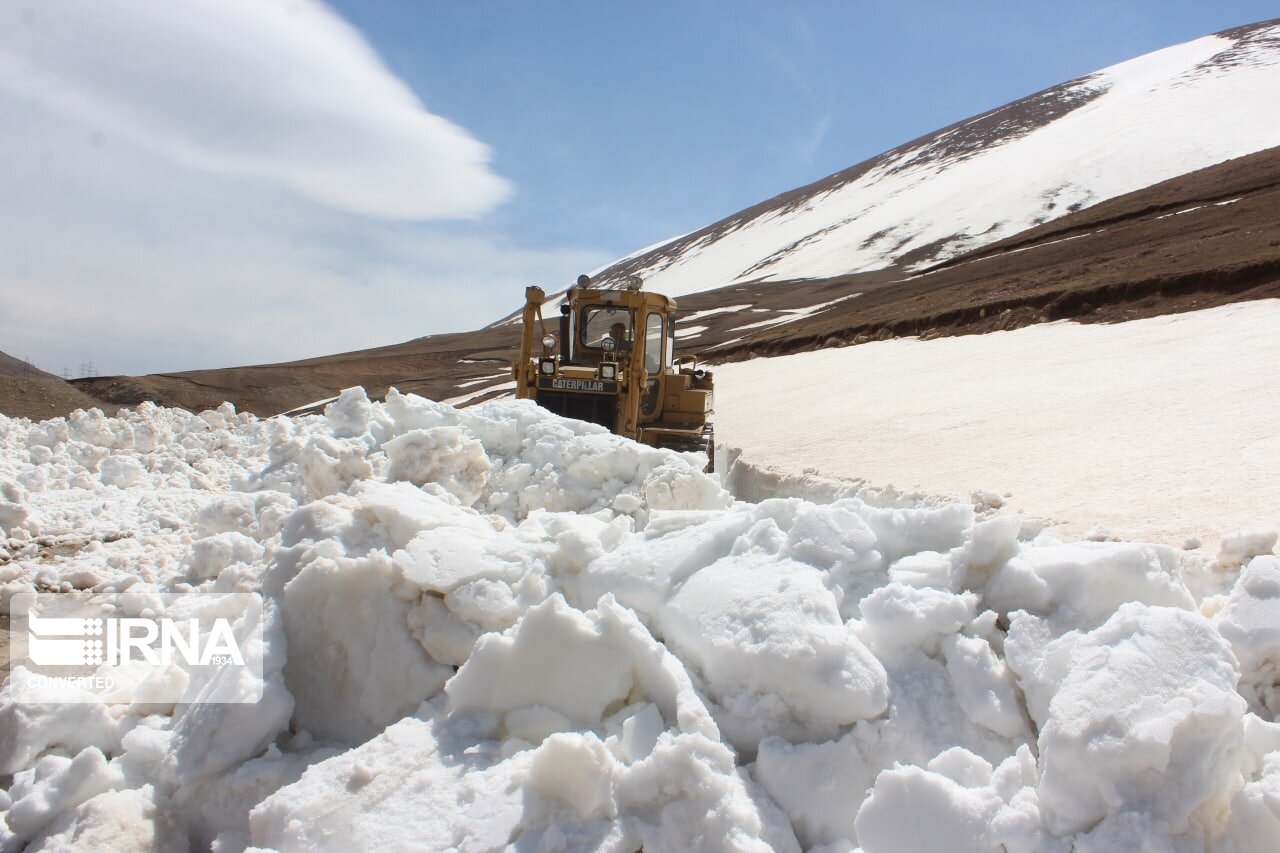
0 377 112 422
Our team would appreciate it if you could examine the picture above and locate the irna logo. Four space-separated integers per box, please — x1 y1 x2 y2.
26 611 245 668
9 592 264 706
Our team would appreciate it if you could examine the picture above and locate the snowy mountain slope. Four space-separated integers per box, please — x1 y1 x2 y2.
591 19 1280 298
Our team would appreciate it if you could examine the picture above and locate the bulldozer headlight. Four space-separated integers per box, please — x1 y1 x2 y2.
601 337 617 353
541 334 556 350
538 358 556 375
599 363 616 380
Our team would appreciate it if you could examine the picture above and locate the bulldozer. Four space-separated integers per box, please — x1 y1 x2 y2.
513 274 715 469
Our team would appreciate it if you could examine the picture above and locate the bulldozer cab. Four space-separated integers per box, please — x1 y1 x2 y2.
513 274 714 468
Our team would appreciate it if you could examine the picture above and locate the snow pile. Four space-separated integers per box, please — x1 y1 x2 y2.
1 388 1278 851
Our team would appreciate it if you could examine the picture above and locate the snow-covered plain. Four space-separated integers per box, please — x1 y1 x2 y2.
715 299 1280 549
611 23 1280 298
1 387 1278 851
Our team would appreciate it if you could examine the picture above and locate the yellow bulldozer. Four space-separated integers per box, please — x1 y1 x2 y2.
513 274 715 469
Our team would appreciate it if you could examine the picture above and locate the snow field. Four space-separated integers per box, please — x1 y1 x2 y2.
0 388 1277 850
714 299 1280 549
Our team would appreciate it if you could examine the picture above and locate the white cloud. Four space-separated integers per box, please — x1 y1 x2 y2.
0 1 608 377
0 0 511 219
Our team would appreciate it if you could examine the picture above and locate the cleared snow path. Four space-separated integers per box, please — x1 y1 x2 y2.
714 299 1280 547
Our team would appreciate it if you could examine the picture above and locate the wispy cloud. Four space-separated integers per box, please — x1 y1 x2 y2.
796 112 832 167
0 0 511 219
0 1 606 376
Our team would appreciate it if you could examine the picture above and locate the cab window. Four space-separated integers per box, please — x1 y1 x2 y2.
644 314 663 373
581 306 632 350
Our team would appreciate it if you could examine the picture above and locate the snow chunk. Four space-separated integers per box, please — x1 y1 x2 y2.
659 553 888 751
281 551 451 743
99 455 146 489
986 541 1194 629
446 595 635 727
1218 527 1279 568
1216 555 1280 717
0 477 33 536
1030 604 1247 837
25 786 188 852
383 427 491 506
249 712 525 851
856 583 978 655
942 633 1029 740
324 386 372 439
755 732 873 848
852 746 1042 852
6 747 119 842
181 532 264 583
447 595 719 742
299 434 373 500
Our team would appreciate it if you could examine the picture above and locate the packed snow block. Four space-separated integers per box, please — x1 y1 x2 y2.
456 398 729 522
783 501 883 600
850 641 1032 796
0 477 33 536
1217 528 1278 569
171 743 343 851
852 746 1043 853
985 540 1194 630
0 686 123 776
446 594 721 743
383 427 491 505
576 507 757 621
382 387 458 434
658 553 889 752
252 699 799 852
593 596 722 742
298 434 373 500
446 595 634 727
24 785 189 853
1216 556 1280 718
856 582 978 656
1218 747 1280 853
323 386 373 439
280 551 451 744
98 454 147 489
941 633 1030 740
180 531 265 583
949 513 1024 588
162 599 294 788
395 513 552 665
395 515 540 599
5 747 120 842
1024 604 1247 838
284 480 489 557
853 501 973 566
754 732 874 848
249 712 529 851
579 728 801 852
67 408 134 451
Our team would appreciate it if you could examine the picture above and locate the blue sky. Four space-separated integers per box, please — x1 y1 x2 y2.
328 0 1279 253
0 1 1274 375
